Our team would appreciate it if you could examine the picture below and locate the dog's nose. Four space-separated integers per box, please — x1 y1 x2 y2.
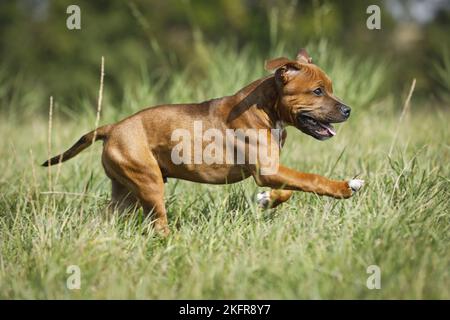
339 105 351 118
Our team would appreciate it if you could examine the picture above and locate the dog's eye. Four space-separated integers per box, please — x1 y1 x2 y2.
313 88 323 96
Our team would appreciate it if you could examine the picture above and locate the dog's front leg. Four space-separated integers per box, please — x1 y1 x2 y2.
253 165 364 199
256 189 294 208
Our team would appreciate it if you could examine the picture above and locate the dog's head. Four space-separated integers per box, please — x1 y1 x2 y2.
266 49 350 140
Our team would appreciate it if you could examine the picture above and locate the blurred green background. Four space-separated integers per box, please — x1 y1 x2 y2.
0 0 448 114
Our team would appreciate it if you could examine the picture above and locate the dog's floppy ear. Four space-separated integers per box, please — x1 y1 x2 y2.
265 57 302 84
296 48 312 64
276 63 302 85
264 57 294 71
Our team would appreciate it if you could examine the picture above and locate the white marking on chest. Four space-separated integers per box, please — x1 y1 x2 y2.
275 121 286 149
275 121 285 130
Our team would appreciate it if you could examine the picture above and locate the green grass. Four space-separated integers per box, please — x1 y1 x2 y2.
0 43 448 299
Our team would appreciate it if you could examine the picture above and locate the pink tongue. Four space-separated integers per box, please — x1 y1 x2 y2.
319 123 336 136
327 127 336 136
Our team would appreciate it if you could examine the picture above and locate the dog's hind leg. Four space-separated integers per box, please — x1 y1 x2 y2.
256 189 293 209
108 179 140 214
102 147 169 236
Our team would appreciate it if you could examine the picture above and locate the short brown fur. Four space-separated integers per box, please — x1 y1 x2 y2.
43 49 363 235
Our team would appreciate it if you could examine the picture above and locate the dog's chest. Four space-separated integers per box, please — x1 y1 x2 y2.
276 121 287 149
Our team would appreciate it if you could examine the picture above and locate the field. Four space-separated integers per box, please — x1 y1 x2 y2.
0 43 449 299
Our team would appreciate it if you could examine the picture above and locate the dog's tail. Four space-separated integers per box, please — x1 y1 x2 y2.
41 125 112 167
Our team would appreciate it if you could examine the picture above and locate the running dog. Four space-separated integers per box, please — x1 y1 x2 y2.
42 49 364 235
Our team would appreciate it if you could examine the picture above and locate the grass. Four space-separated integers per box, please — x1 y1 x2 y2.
0 43 449 299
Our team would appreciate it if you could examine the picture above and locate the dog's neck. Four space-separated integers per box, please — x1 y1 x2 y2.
225 75 284 129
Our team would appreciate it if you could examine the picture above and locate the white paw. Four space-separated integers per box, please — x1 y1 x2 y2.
256 191 271 208
348 179 364 193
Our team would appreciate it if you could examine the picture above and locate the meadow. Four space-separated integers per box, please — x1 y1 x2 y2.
0 42 448 299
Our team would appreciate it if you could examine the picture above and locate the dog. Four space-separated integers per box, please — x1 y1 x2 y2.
42 49 364 235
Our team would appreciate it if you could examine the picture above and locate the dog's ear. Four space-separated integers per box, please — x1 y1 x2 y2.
296 48 313 64
265 57 301 84
275 62 301 85
265 57 294 71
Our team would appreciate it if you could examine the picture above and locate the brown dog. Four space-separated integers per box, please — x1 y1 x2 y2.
43 49 364 235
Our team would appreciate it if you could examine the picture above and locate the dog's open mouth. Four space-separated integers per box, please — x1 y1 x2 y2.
296 115 336 140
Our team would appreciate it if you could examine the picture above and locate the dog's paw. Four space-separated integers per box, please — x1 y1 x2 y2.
348 179 364 194
256 191 271 209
